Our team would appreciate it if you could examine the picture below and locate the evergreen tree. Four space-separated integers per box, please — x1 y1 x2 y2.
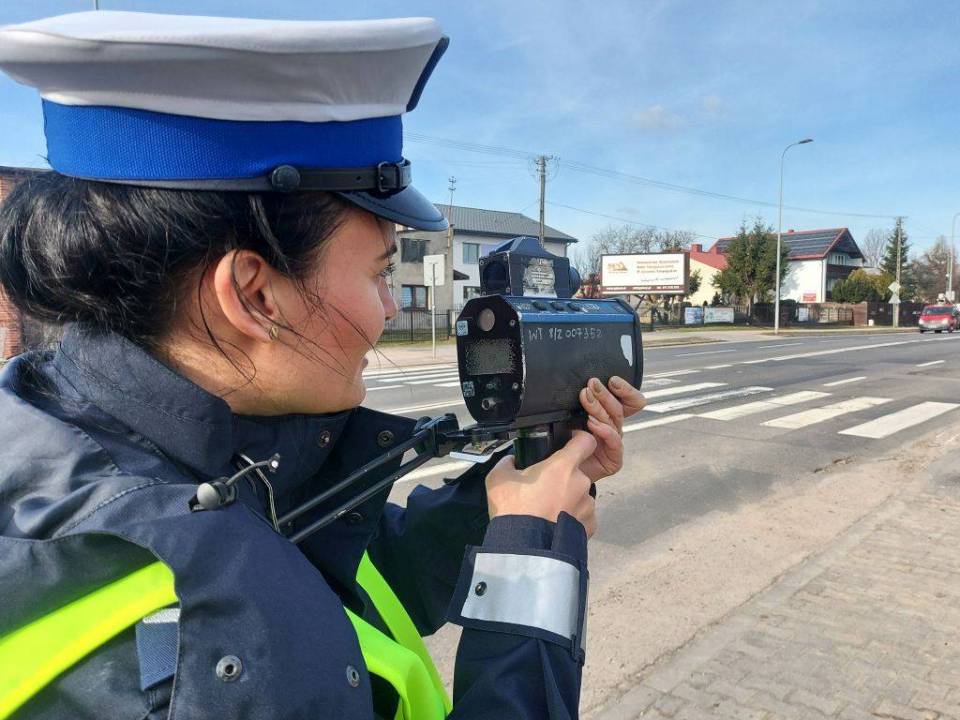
715 218 788 312
879 218 915 299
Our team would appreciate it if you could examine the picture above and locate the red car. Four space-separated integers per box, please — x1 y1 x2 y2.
918 305 959 333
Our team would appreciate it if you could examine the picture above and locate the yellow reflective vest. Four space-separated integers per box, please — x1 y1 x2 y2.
0 552 451 720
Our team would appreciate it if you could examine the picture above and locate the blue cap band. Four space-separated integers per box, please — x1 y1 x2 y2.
42 100 403 182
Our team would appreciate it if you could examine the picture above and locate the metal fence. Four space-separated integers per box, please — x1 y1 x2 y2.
380 310 453 344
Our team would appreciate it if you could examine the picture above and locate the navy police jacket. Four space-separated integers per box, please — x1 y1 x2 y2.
0 325 589 719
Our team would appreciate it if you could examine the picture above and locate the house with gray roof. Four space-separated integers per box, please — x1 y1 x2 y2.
713 227 864 302
395 204 578 312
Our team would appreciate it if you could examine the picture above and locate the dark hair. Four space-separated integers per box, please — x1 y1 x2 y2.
0 172 351 364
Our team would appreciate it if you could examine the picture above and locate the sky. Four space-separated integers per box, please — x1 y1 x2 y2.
1 0 959 260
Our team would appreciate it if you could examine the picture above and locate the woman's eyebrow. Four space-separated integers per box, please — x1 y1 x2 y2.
377 243 399 261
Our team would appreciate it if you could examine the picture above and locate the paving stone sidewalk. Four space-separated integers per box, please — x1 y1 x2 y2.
593 479 960 720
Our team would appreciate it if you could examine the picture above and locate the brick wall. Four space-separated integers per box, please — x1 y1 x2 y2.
0 167 45 358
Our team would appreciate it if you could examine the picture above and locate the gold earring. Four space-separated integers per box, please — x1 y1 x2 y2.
269 325 279 340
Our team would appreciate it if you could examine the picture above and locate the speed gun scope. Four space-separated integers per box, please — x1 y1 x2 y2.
454 236 643 468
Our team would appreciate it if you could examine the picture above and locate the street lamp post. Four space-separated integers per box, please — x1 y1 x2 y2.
774 138 813 335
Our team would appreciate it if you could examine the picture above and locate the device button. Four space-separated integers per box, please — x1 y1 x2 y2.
532 300 548 310
550 301 566 311
567 302 584 312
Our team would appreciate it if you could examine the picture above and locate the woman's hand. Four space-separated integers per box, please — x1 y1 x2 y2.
485 431 599 536
577 376 646 482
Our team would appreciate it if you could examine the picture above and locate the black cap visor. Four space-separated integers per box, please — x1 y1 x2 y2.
335 184 448 232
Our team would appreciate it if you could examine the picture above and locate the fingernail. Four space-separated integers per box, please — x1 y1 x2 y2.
610 376 624 389
585 387 596 404
591 378 603 393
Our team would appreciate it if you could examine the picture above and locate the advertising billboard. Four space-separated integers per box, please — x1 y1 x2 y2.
684 307 703 325
600 252 689 295
704 307 734 324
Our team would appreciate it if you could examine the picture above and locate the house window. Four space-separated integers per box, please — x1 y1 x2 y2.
463 286 482 301
463 243 480 264
401 285 428 309
401 238 427 263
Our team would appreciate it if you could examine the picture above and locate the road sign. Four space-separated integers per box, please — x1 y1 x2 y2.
889 293 900 305
888 281 901 294
423 254 445 286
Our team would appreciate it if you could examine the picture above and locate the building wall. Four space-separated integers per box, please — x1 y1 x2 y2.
780 259 826 302
687 259 723 305
393 228 455 313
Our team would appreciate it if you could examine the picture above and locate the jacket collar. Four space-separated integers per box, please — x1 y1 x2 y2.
52 324 355 499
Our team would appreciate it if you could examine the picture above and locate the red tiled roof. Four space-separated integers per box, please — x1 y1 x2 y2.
688 243 727 270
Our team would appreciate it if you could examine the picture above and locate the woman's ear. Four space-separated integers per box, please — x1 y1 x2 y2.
211 250 280 342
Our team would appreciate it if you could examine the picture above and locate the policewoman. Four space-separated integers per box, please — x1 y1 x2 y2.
0 11 644 720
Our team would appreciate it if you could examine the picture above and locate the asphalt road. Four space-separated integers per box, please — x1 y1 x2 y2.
365 329 960 582
362 329 960 704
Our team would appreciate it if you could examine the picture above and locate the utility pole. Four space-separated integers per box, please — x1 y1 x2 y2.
536 155 553 248
446 176 456 250
447 176 456 216
892 217 903 328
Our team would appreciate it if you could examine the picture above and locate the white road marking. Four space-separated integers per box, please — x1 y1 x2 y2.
385 399 465 414
647 369 700 378
364 363 454 377
838 401 960 439
823 376 867 387
764 397 892 430
364 384 403 392
763 338 917 364
675 349 737 357
698 391 830 421
644 386 773 414
703 364 732 370
374 370 460 382
642 382 725 399
643 378 682 387
623 414 694 432
434 381 464 388
742 358 770 365
405 374 463 385
917 360 945 367
758 342 802 349
395 460 473 483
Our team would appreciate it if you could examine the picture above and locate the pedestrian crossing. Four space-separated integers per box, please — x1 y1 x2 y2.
367 364 960 443
364 363 460 388
627 380 958 440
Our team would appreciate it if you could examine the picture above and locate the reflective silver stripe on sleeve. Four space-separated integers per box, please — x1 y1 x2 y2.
142 608 180 624
460 553 581 639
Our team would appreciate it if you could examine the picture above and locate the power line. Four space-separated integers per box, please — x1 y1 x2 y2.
406 132 902 221
546 201 718 241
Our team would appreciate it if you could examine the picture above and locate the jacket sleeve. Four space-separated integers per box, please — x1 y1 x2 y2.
366 458 493 635
445 512 588 719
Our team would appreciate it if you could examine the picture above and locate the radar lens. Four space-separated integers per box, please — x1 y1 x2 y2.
478 308 496 332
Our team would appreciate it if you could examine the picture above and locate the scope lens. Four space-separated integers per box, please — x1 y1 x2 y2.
478 309 496 332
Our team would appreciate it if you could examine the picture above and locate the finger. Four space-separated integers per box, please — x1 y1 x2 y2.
580 386 614 427
589 377 624 431
609 376 646 418
586 417 623 477
587 416 622 456
554 429 598 467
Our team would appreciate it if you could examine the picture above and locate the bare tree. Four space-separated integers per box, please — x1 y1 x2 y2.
655 229 696 251
914 236 957 302
859 228 886 268
573 224 658 279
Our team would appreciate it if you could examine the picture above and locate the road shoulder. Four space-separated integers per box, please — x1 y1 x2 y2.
585 418 960 718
